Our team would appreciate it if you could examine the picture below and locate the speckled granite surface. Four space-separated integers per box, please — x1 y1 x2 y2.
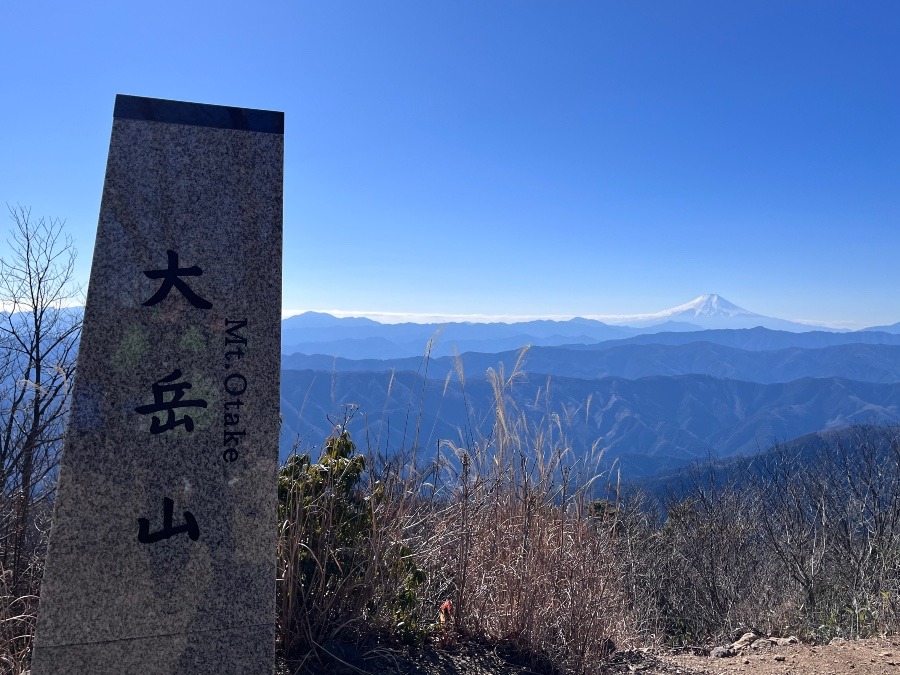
31 95 284 674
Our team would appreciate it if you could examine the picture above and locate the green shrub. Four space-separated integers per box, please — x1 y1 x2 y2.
277 426 426 660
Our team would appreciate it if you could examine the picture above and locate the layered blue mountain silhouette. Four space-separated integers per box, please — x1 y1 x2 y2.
279 295 900 477
281 294 845 359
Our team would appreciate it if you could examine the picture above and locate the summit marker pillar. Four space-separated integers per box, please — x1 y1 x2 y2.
32 95 284 674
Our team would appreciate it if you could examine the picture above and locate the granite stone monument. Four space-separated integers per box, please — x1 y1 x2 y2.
31 95 284 674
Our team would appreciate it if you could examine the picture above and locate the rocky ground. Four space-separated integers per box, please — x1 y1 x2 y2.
659 635 900 675
279 634 900 675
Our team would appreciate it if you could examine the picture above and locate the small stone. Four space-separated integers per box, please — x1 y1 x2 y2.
774 655 786 662
731 632 758 650
710 646 737 658
773 635 799 646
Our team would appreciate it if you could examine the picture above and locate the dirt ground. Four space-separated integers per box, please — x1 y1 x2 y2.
645 637 900 675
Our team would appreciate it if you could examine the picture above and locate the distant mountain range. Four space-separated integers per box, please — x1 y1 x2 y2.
281 311 681 359
282 294 869 359
283 340 900 384
577 326 900 351
280 370 900 477
278 295 900 478
864 322 900 334
630 424 900 505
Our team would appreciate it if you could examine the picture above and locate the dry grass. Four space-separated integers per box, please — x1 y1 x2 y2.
420 354 625 673
0 552 42 674
277 349 627 674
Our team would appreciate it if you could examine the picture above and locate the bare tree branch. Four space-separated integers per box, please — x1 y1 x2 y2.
0 204 81 590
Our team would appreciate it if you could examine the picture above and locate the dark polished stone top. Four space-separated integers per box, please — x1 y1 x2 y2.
114 94 284 134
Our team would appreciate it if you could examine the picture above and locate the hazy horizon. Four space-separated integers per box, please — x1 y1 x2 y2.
282 311 866 330
281 293 875 330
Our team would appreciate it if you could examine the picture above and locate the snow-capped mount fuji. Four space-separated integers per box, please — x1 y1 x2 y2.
665 294 761 321
606 294 832 332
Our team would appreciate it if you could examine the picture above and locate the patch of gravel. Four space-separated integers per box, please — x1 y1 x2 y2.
658 636 900 675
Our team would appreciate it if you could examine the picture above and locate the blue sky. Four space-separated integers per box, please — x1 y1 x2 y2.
1 2 898 327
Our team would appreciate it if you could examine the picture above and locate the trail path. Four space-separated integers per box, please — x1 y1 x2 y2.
646 637 900 675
